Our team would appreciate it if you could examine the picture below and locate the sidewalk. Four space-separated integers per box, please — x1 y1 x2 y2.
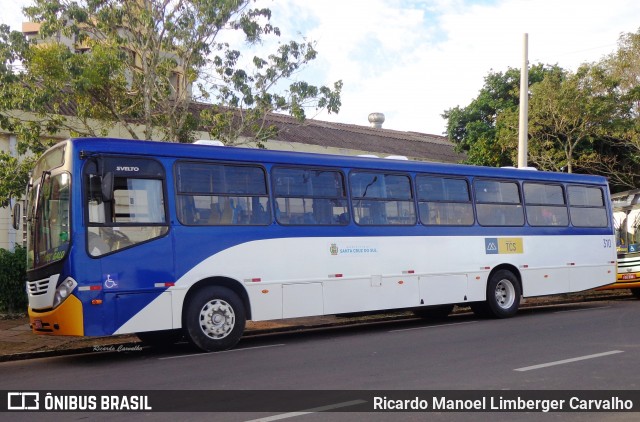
0 312 384 362
0 290 634 362
0 314 139 361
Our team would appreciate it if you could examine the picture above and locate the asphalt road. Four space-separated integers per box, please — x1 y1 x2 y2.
1 298 639 422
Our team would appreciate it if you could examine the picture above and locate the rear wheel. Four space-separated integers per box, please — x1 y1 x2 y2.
471 269 521 318
184 286 246 352
631 288 640 300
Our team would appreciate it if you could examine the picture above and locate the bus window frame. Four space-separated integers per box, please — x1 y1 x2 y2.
174 160 271 227
415 174 474 226
349 170 417 226
271 165 350 226
83 155 170 258
523 182 570 227
473 178 525 227
566 184 609 228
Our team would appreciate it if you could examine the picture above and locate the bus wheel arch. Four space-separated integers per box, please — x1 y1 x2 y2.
471 265 522 319
182 277 250 352
183 277 252 321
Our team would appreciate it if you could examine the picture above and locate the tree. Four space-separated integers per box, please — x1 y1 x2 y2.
442 64 560 166
442 38 640 190
605 29 640 118
526 66 606 173
602 28 640 187
524 62 639 190
0 0 342 204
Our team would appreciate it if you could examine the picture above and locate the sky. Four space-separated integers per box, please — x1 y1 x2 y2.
2 0 640 136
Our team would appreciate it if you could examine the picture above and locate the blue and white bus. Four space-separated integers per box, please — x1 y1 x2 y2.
17 138 617 351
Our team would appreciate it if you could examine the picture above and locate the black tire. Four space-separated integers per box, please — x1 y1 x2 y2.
473 269 521 318
136 329 184 348
469 301 493 318
184 286 246 352
412 304 454 320
631 288 640 300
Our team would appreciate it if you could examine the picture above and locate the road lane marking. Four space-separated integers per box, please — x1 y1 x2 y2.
515 350 624 372
244 399 367 422
389 320 478 333
553 306 612 314
159 344 286 360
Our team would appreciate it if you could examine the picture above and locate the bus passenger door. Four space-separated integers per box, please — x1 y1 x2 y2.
82 156 174 335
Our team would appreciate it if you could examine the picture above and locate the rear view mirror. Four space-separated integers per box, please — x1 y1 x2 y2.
102 172 114 202
88 174 104 203
11 202 21 230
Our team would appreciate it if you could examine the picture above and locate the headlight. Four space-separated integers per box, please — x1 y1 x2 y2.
53 278 77 309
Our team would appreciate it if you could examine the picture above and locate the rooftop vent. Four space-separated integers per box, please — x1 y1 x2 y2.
368 112 385 129
194 140 224 146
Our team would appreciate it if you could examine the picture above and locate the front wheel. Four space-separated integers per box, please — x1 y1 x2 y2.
184 286 246 352
471 269 521 318
631 288 640 300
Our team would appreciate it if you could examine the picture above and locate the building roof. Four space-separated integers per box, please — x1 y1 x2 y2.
9 83 464 163
262 112 464 163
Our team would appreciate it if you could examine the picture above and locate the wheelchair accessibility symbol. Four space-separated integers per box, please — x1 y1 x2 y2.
104 274 118 289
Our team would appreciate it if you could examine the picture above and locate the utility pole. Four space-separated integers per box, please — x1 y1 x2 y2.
518 33 529 168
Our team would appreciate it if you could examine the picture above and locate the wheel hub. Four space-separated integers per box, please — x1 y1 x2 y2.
199 299 235 340
495 279 515 309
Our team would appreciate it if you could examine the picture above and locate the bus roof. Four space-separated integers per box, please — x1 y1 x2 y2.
67 137 608 186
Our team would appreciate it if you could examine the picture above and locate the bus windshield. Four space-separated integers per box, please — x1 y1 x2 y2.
27 170 71 270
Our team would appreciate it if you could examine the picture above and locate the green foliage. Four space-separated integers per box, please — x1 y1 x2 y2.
526 64 623 174
204 37 342 145
603 30 640 188
0 246 27 314
443 28 640 190
17 0 342 142
443 64 560 166
0 153 35 206
0 0 342 200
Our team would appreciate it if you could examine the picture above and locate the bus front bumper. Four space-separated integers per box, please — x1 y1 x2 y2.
29 295 84 336
596 273 640 291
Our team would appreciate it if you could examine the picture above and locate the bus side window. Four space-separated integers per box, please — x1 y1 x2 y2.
568 185 608 227
524 182 568 227
350 171 415 226
175 162 271 226
272 167 349 226
416 175 473 226
474 179 524 227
